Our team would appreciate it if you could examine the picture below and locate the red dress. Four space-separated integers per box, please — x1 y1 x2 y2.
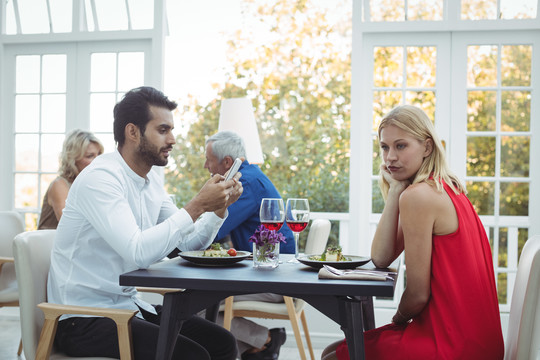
337 181 504 360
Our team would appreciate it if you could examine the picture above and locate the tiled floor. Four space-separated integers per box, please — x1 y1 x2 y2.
0 308 323 360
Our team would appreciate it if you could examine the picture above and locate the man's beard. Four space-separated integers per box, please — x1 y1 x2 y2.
138 135 169 167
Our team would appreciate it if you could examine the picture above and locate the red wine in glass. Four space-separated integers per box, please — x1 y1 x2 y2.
262 221 284 231
287 221 308 232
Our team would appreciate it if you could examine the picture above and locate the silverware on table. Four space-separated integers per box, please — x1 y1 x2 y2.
323 264 396 280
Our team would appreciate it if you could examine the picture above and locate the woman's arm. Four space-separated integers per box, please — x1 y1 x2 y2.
391 183 436 324
47 178 70 221
371 166 410 268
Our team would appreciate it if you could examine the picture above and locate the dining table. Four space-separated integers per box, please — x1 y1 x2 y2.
119 254 398 360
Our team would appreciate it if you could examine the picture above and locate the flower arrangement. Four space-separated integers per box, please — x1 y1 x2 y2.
249 225 287 265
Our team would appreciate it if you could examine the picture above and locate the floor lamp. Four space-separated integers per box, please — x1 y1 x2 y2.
218 97 264 164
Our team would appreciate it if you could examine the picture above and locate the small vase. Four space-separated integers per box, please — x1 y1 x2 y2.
253 242 280 269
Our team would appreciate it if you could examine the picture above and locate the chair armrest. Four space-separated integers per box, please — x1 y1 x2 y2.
37 302 137 360
0 256 14 264
136 287 184 296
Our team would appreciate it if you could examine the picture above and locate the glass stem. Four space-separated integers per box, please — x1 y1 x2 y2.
294 232 300 258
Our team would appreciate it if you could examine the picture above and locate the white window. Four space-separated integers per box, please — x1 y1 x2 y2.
351 0 540 309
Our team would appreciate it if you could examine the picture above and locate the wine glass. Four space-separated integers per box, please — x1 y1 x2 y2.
259 198 285 231
286 198 310 262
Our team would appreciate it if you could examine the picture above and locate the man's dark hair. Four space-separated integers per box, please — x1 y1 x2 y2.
113 86 177 147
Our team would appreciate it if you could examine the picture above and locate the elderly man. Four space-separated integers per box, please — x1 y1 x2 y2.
204 130 291 360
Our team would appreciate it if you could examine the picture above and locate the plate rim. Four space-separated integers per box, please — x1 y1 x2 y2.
297 254 371 269
179 250 251 265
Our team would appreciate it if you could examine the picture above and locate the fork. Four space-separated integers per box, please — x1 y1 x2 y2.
323 264 395 280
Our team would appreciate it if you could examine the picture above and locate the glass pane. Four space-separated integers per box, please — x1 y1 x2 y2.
128 0 154 29
467 136 495 176
49 0 73 33
500 0 538 19
374 47 403 87
40 174 57 207
405 91 435 121
467 45 497 87
41 134 64 172
497 273 507 305
467 91 496 132
407 46 436 87
408 0 443 21
91 53 117 92
90 94 116 132
15 134 39 171
370 0 405 21
466 181 495 215
501 45 532 86
6 0 16 35
18 0 49 34
499 227 508 267
501 91 530 132
95 133 116 153
95 0 128 31
16 55 41 93
461 0 497 20
501 136 530 177
372 179 385 213
41 94 66 133
372 136 381 175
500 182 529 216
373 91 402 131
518 228 529 260
24 213 38 231
118 52 145 91
15 173 38 208
42 54 67 93
15 95 40 132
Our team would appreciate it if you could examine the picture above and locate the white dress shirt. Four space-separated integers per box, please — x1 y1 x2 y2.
47 150 225 317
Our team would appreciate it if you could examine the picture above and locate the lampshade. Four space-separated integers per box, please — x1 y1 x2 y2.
218 97 264 164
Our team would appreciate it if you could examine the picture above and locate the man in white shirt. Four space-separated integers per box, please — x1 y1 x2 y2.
48 86 242 360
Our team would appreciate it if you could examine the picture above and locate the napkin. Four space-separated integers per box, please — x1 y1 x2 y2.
318 267 388 281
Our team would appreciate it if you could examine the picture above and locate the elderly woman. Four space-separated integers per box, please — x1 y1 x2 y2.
38 129 103 229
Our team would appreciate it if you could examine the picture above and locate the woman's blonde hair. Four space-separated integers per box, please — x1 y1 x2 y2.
58 129 104 183
378 105 465 200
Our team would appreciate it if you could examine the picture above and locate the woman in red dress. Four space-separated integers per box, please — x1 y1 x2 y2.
323 105 504 359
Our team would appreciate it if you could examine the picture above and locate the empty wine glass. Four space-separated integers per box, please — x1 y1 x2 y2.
259 198 285 231
286 198 310 262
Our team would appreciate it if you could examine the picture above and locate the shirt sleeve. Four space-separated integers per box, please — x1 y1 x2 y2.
73 168 225 269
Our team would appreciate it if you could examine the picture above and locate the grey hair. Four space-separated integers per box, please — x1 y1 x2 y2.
206 131 247 162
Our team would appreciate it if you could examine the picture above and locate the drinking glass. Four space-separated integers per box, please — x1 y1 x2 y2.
259 198 285 231
286 198 310 262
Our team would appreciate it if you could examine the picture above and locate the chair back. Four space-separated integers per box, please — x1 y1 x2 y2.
0 211 25 302
13 229 56 360
505 235 540 360
304 219 331 255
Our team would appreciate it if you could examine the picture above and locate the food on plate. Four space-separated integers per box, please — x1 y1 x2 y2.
308 245 351 261
203 243 237 257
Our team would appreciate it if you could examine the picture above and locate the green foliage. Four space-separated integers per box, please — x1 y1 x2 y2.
165 0 352 220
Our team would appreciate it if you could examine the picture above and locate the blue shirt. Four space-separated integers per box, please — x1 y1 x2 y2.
216 161 295 253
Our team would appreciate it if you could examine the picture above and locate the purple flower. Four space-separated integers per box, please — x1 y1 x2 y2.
249 225 287 247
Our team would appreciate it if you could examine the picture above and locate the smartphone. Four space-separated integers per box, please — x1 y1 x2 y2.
225 158 242 181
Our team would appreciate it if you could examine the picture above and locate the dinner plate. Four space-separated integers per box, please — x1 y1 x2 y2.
179 250 251 266
297 254 371 269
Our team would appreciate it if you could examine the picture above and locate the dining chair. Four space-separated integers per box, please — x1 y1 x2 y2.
504 234 540 360
0 210 25 355
221 219 331 360
13 229 137 360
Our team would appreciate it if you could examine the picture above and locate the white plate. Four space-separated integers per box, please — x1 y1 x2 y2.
297 254 371 269
179 250 251 266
